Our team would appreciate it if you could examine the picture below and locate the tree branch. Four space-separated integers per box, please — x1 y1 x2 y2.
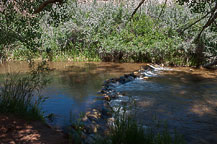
178 11 210 33
195 2 217 41
34 0 63 14
196 11 217 41
130 0 146 20
214 20 217 27
158 0 168 20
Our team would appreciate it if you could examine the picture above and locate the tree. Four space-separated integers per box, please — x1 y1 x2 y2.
0 0 64 58
177 0 217 40
177 0 217 68
131 0 216 67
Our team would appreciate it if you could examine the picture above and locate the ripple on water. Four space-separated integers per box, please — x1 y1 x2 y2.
112 70 217 144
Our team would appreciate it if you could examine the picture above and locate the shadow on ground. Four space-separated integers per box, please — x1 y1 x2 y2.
0 115 68 144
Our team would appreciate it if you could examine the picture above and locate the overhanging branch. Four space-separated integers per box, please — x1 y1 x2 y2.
34 0 63 14
178 12 210 33
130 0 146 20
195 2 217 41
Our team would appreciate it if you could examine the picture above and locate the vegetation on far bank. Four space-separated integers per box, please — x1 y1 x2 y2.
0 0 216 67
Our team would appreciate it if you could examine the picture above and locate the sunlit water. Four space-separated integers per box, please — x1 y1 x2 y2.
0 62 217 143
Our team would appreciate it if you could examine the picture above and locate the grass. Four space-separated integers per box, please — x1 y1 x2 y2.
95 112 185 144
0 62 50 120
94 96 185 144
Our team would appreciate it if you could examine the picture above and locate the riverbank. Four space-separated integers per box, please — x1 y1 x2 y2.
0 114 68 144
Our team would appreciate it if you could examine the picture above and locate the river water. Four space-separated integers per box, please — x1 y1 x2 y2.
0 62 144 127
0 62 216 143
113 68 217 144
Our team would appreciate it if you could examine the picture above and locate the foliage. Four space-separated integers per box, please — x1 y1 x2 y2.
0 0 216 66
32 0 217 65
67 112 86 144
176 0 217 66
177 0 216 13
0 62 50 120
0 0 65 61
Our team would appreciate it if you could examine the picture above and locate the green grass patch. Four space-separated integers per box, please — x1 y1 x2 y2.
95 113 185 144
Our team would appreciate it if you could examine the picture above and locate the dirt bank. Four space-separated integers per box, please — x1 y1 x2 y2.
0 115 68 144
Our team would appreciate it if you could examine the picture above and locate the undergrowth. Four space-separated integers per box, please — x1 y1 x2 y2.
95 111 185 144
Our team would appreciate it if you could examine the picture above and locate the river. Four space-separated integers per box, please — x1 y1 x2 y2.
0 62 216 143
0 62 144 127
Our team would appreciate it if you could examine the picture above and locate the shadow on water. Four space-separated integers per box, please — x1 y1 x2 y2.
115 70 217 144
